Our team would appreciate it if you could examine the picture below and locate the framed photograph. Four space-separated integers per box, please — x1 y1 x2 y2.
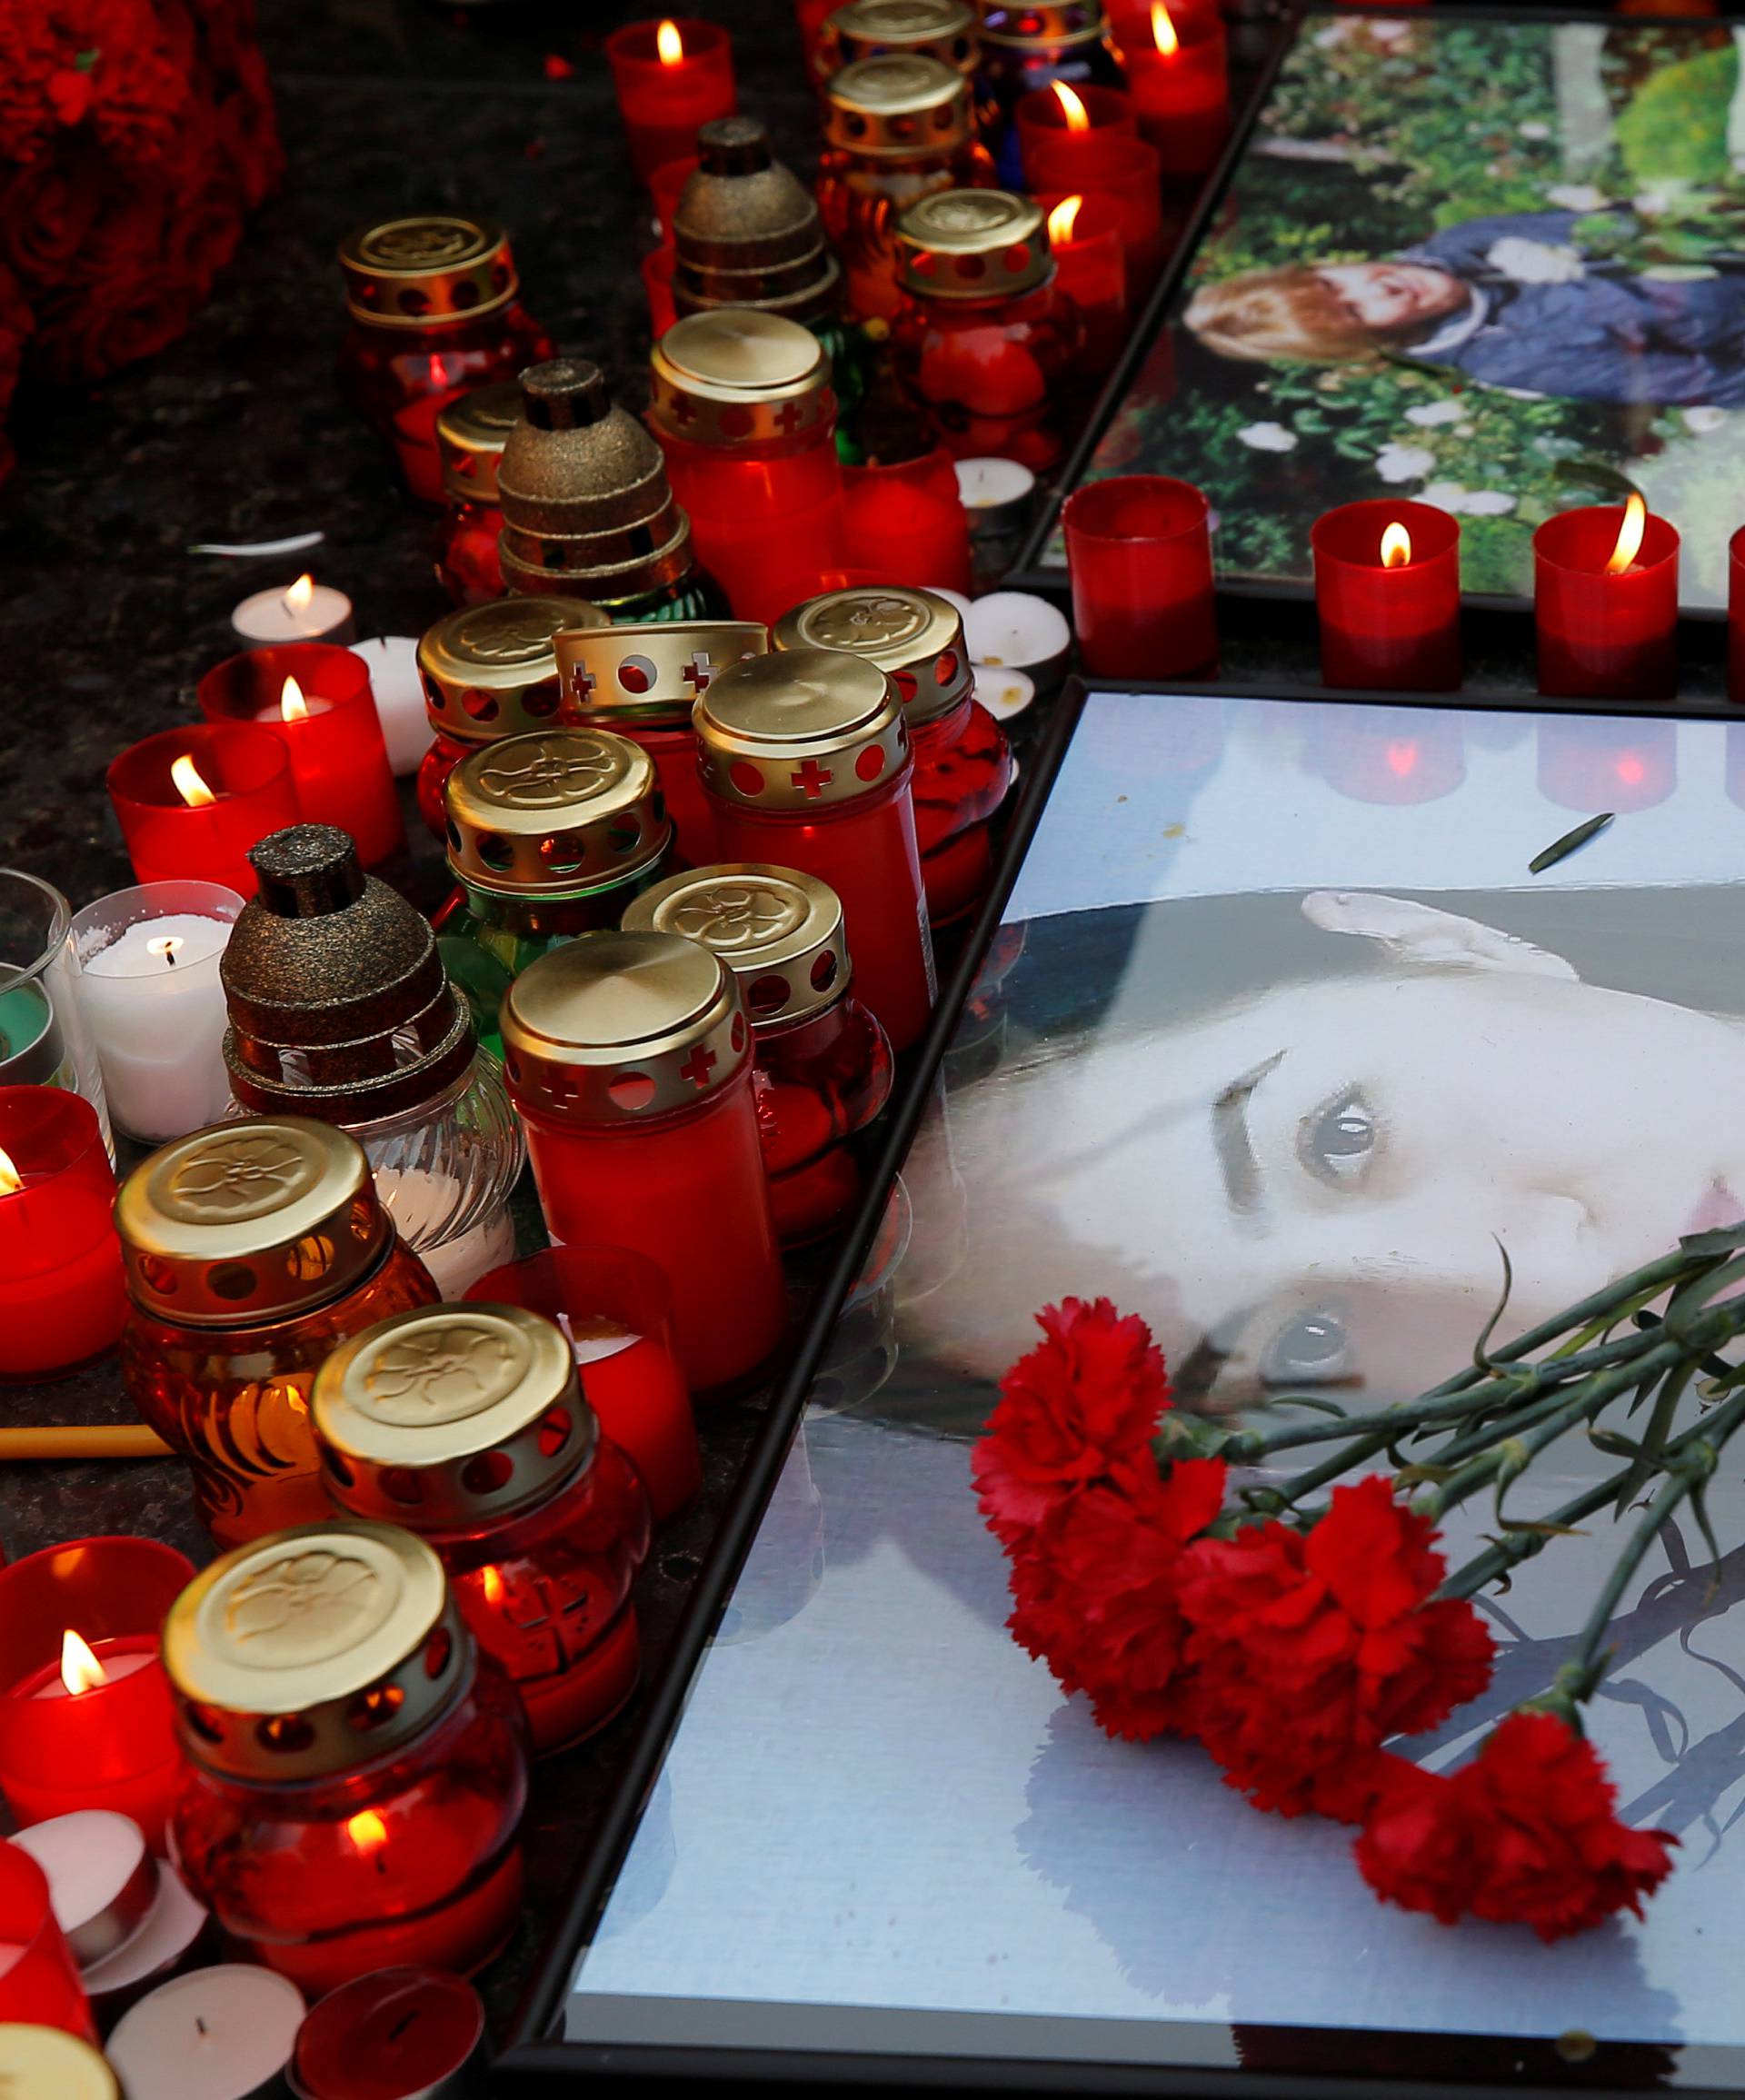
1020 4 1745 613
503 681 1745 2096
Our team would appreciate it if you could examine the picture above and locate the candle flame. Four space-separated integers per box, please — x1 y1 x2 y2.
656 17 683 64
61 1629 108 1697
1151 1 1179 55
171 753 217 808
1052 80 1091 131
1380 522 1412 569
348 1808 388 1855
482 1564 505 1607
1046 194 1083 245
283 572 314 616
146 936 183 967
1606 490 1647 575
0 1145 19 1197
280 674 310 722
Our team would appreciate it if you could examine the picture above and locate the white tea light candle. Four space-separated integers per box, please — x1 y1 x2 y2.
105 1963 304 2100
231 572 354 647
348 634 430 774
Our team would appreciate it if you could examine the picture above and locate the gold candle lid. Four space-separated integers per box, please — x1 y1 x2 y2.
436 381 521 506
826 0 978 75
338 213 519 330
673 117 843 325
500 931 750 1124
896 186 1052 298
692 647 910 814
623 864 852 1030
314 1304 598 1530
556 618 768 729
773 586 972 723
443 729 669 898
823 54 974 158
116 1118 389 1328
0 2029 117 2100
164 1520 469 1783
419 596 603 745
975 0 1108 51
649 312 835 448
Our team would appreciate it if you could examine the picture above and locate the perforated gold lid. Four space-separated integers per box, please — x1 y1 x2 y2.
500 931 751 1125
823 53 973 158
556 619 768 728
314 1304 597 1529
623 864 852 1030
338 214 519 330
693 647 910 813
115 1118 388 1327
436 381 521 505
649 311 835 448
164 1519 469 1782
444 729 668 897
418 596 603 745
774 586 972 723
975 0 1107 51
896 186 1052 297
0 2028 116 2100
827 0 978 75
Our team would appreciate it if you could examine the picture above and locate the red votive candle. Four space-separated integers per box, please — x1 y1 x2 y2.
1040 193 1127 373
606 17 736 185
1311 705 1466 806
107 725 300 896
1014 79 1135 188
1538 715 1676 814
290 1967 485 2100
649 154 701 244
196 644 404 870
1031 131 1167 291
1730 523 1745 705
841 444 975 595
0 1088 126 1382
1124 1 1228 177
1062 474 1217 679
1311 498 1461 692
0 1844 95 2038
1534 498 1680 699
0 1538 194 1852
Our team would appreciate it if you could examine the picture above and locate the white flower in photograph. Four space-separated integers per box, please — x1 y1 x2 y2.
1404 400 1464 428
1486 236 1585 284
1683 405 1729 434
1518 121 1551 141
1421 482 1517 517
1237 421 1297 452
1632 181 1694 215
1546 183 1606 212
1369 19 1409 41
1375 443 1434 483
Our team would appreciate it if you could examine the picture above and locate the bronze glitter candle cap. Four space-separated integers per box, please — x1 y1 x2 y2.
825 0 979 75
555 618 768 729
418 595 604 746
338 213 520 330
773 585 972 723
115 1116 390 1327
499 930 750 1125
693 646 909 815
823 54 973 158
623 863 852 1032
443 728 669 898
314 1303 599 1530
649 311 835 449
436 380 522 506
163 1519 470 1782
222 825 475 1124
673 117 843 326
974 0 1107 51
895 186 1052 298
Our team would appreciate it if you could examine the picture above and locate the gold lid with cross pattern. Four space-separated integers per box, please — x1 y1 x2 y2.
418 596 605 745
825 0 978 76
649 312 835 448
896 186 1052 298
823 53 974 157
623 864 852 1031
444 729 668 897
555 619 768 729
773 585 972 724
338 213 519 329
692 647 910 814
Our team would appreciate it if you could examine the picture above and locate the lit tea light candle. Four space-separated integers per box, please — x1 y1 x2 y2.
606 16 737 185
1043 193 1126 373
1311 497 1461 691
1125 0 1229 176
1534 491 1679 699
231 571 355 649
107 725 300 895
105 1965 305 2100
1013 77 1136 188
0 1090 128 1383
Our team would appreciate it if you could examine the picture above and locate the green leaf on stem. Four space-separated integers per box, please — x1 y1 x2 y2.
1530 811 1614 875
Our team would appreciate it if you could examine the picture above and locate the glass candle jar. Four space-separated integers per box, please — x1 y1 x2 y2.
165 1519 530 1995
816 55 996 323
434 728 674 1054
773 583 1012 927
0 869 109 1143
434 382 520 606
314 1303 652 1756
890 187 1082 470
554 619 770 868
647 312 850 628
499 931 787 1396
973 0 1124 185
693 648 935 1050
0 1088 126 1382
416 596 607 841
336 214 553 506
624 865 894 1245
115 1117 440 1548
824 0 980 79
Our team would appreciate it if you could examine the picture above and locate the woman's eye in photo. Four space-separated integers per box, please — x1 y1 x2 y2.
1298 1087 1377 1187
1260 1308 1353 1388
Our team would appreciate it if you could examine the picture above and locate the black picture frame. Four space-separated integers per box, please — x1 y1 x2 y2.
496 673 1745 2097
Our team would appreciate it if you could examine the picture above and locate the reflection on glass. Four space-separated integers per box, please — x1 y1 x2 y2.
1538 715 1676 814
1308 704 1465 806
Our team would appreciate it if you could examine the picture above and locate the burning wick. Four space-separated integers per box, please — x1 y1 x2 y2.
1380 522 1412 570
146 936 183 969
1606 490 1647 576
1052 80 1091 131
283 572 315 618
0 1144 20 1198
656 16 683 64
348 1808 390 1873
280 673 310 723
1046 194 1083 245
61 1628 109 1697
481 1564 506 1607
1151 0 1179 55
170 753 218 808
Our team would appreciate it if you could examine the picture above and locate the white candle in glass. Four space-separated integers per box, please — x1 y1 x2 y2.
348 635 430 775
105 1963 305 2100
71 883 242 1144
231 571 354 648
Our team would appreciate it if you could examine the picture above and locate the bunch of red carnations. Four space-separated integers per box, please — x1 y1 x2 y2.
974 1295 1680 1942
0 0 282 480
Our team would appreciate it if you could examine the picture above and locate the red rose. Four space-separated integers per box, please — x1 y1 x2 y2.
34 261 199 382
0 146 101 291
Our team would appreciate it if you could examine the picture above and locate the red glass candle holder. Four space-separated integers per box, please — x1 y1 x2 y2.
290 1967 485 2100
0 1844 95 2038
1014 80 1135 188
649 154 701 243
1125 5 1228 177
841 445 975 596
467 1243 700 1522
0 1088 126 1382
606 18 737 184
1538 715 1677 814
1729 523 1745 705
0 1538 194 1851
1038 191 1127 373
107 725 300 897
196 644 404 869
1063 474 1218 680
1534 503 1680 699
1310 705 1466 806
1031 132 1166 291
435 497 506 607
889 276 1082 473
1311 498 1461 692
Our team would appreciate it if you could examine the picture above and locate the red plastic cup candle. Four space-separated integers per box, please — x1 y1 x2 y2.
0 1088 126 1382
1042 194 1127 373
606 18 736 185
289 1967 485 2100
0 1843 95 2038
0 1538 194 1850
1062 474 1218 679
649 154 701 244
1031 131 1167 291
107 725 300 896
196 644 404 870
1311 499 1461 692
1124 1 1229 177
1014 78 1135 188
1534 493 1679 699
841 444 975 596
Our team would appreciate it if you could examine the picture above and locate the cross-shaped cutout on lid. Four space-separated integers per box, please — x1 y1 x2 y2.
682 651 714 693
792 759 833 799
679 1044 717 1089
